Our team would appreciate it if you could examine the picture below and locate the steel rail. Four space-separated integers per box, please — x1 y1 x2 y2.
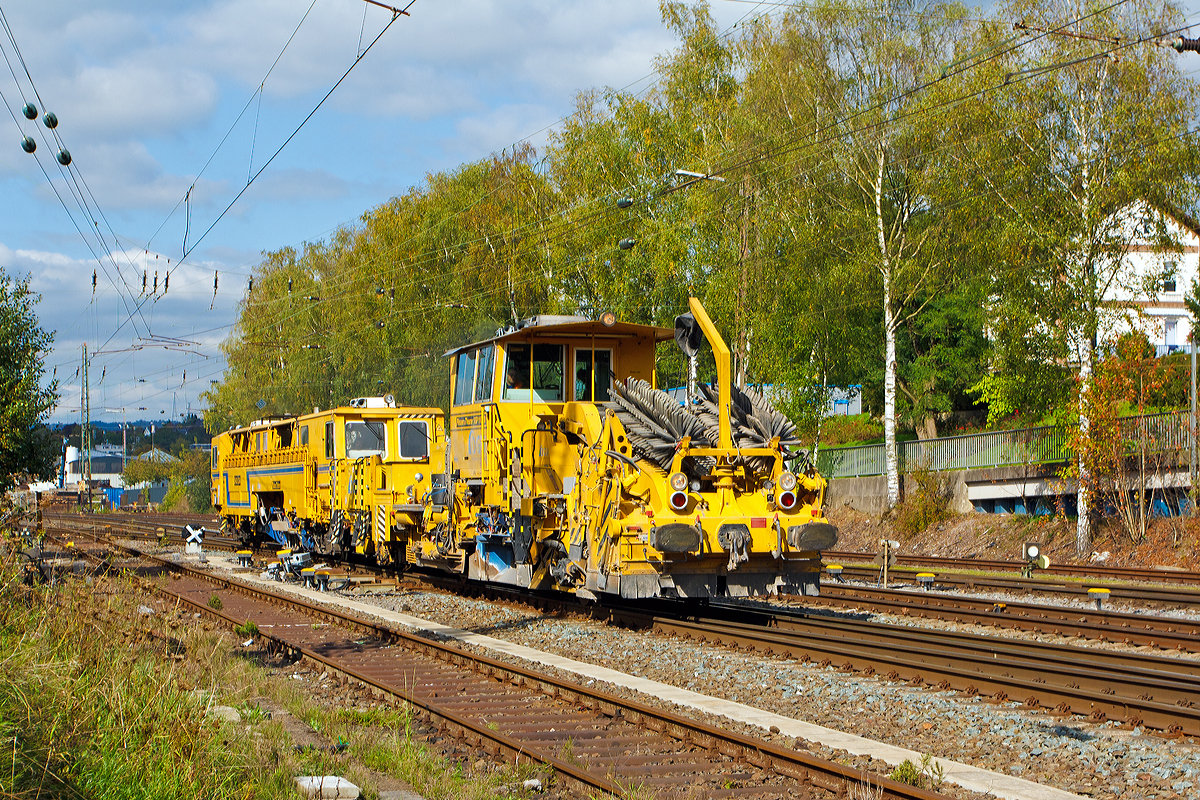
49 518 1200 736
824 551 1200 587
825 564 1200 605
646 614 1200 735
60 528 949 800
410 574 1200 735
788 584 1200 651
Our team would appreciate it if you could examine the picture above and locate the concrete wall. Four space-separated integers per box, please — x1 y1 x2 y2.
825 462 1071 516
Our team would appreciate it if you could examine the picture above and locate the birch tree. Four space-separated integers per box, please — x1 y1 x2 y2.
960 0 1199 555
789 0 968 508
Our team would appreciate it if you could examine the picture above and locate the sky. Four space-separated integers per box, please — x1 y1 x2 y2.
2 0 1197 428
0 0 758 427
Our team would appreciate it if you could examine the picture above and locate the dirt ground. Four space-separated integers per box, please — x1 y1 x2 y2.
827 508 1200 570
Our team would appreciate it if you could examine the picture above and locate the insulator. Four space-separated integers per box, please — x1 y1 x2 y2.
92 270 97 291
618 238 636 250
22 102 36 120
248 277 254 293
42 111 57 129
287 278 293 293
617 197 633 208
164 274 169 293
56 149 71 166
20 136 35 153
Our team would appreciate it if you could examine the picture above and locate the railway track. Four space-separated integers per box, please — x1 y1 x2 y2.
45 530 946 800
824 551 1200 587
426 577 1200 738
654 602 1200 736
822 564 1200 605
42 515 1200 737
786 583 1200 652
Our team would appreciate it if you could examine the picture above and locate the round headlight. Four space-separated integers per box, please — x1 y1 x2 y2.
669 472 688 491
777 471 798 491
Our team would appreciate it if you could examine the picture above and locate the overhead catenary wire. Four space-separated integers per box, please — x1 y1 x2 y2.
0 3 154 337
51 0 1185 419
52 0 791 395
88 0 417 360
150 0 1192 355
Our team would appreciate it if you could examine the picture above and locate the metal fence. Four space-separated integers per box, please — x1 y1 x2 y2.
816 411 1193 479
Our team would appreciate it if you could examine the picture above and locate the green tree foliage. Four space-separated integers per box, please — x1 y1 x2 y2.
202 0 1200 540
204 146 556 429
0 270 58 485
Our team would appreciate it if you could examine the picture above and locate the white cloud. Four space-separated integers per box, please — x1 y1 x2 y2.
2 0 760 423
250 167 351 202
1 241 235 423
450 103 558 157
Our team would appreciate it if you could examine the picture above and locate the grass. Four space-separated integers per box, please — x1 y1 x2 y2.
0 561 276 799
0 540 562 799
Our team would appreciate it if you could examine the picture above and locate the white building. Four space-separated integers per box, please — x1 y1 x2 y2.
1103 201 1199 353
63 446 126 488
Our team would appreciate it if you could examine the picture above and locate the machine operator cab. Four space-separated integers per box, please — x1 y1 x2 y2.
445 313 673 500
442 301 836 598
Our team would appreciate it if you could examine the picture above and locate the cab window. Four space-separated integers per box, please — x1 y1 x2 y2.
324 421 334 459
397 421 429 459
454 350 476 406
345 420 386 459
503 343 563 401
211 447 218 467
474 344 495 402
300 425 309 446
574 349 612 401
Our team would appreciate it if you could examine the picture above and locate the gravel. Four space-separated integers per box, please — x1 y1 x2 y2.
356 587 1200 800
176 546 1200 800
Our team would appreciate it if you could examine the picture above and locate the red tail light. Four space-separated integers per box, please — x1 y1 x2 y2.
778 490 797 510
669 491 689 511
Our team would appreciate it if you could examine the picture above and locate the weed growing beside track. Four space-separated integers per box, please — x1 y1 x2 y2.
0 550 548 799
0 564 269 798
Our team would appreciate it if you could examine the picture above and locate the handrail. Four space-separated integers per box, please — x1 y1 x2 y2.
818 410 1193 479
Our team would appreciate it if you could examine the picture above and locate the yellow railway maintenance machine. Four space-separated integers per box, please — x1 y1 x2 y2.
437 297 838 599
211 397 443 566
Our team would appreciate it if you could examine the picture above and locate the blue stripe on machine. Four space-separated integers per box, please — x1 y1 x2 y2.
247 466 305 477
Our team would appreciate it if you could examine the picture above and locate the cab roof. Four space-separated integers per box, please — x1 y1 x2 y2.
443 316 674 358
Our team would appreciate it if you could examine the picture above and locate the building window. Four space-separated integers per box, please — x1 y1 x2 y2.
1166 318 1178 347
1164 278 1177 293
